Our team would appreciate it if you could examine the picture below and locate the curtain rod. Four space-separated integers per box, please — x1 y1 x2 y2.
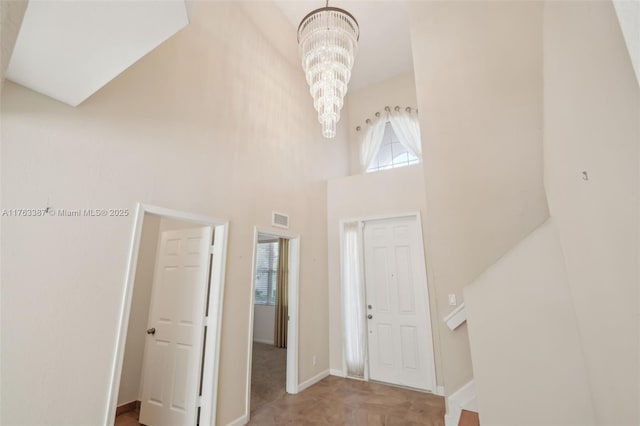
355 105 418 131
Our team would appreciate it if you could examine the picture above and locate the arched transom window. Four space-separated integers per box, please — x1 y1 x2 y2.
359 106 422 173
366 122 420 172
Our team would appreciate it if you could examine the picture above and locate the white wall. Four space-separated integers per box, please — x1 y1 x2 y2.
0 2 348 425
613 0 640 86
409 0 549 394
464 221 597 425
252 304 275 345
544 2 639 424
327 164 443 386
345 73 418 174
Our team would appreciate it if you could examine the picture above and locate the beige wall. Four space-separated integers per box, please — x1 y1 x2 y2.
451 2 638 424
158 217 204 233
117 213 160 406
409 1 549 394
544 2 639 424
253 305 275 344
0 2 348 425
0 0 27 91
327 164 444 387
345 73 418 174
328 74 437 381
465 221 596 425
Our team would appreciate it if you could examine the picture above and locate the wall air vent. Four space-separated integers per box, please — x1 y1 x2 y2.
272 211 289 229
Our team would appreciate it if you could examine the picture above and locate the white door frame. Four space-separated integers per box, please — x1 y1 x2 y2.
338 212 437 392
105 203 229 426
244 226 300 421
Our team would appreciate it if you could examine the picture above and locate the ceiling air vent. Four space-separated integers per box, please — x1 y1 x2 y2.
272 211 289 229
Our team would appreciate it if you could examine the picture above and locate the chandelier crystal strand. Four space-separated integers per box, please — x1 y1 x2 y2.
298 6 359 138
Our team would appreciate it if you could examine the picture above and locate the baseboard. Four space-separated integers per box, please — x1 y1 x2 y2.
253 338 274 345
445 380 477 426
329 368 345 377
224 413 248 426
448 380 476 409
461 395 478 412
444 413 458 426
116 400 140 416
297 369 329 392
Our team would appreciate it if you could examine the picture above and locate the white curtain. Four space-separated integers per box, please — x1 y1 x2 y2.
389 108 422 158
359 113 388 173
341 221 366 378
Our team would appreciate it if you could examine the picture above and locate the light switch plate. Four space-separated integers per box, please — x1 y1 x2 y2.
448 294 457 306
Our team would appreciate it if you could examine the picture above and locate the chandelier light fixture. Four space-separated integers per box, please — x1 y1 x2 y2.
297 1 359 139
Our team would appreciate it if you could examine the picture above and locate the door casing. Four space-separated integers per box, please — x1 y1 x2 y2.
338 212 437 392
245 226 301 422
105 203 229 426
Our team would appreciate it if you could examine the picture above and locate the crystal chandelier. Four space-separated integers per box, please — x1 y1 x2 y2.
298 2 359 138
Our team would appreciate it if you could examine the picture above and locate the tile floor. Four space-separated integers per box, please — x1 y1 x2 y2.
250 342 287 414
114 406 141 426
247 375 445 426
115 341 445 425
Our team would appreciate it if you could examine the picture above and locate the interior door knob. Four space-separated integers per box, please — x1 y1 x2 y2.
367 314 373 319
146 327 156 335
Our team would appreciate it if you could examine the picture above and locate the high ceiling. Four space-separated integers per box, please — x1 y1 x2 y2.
6 0 189 106
5 1 415 106
274 0 414 91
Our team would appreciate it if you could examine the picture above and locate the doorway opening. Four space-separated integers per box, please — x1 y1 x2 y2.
245 227 300 421
106 204 229 426
340 213 436 392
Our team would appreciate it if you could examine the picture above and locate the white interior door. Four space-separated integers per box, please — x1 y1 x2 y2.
363 216 436 391
139 226 212 426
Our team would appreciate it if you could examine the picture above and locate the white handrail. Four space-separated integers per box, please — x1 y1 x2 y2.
443 303 466 330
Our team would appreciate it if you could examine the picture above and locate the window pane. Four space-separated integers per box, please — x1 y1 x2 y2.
377 143 393 168
393 150 409 166
366 121 421 173
254 240 279 305
255 270 269 304
271 272 278 303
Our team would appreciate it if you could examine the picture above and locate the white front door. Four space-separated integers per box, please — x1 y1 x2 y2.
139 226 213 426
363 216 436 391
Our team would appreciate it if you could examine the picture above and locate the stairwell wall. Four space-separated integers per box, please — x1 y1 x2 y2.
408 1 549 394
543 2 639 424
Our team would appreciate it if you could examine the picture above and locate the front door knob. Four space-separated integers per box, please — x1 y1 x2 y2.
146 327 156 335
367 314 373 319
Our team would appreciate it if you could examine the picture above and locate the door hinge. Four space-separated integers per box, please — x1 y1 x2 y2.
208 245 215 254
197 396 203 407
204 316 211 327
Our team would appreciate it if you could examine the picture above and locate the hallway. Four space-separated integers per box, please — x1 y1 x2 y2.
250 342 287 414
